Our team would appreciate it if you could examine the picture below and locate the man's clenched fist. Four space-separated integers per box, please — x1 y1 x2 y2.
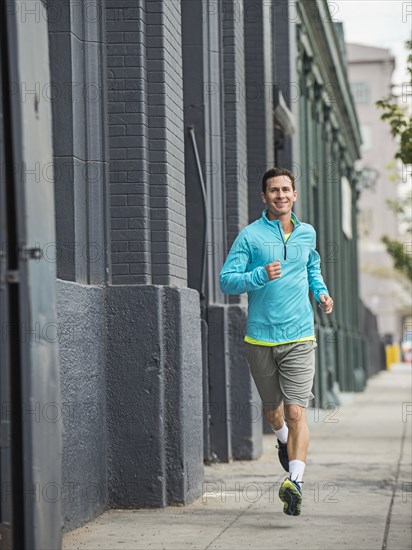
318 294 334 314
265 260 282 281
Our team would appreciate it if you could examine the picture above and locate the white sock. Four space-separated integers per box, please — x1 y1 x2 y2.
273 421 288 444
289 459 305 484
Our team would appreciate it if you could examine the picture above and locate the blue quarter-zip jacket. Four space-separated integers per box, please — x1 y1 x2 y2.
220 209 329 344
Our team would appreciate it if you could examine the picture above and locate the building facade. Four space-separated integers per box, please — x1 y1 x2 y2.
1 1 382 546
346 43 411 344
278 7 368 396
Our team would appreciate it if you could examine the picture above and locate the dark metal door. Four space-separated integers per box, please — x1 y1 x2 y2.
0 2 63 548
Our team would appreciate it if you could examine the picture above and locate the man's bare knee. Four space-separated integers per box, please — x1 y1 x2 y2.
285 404 305 425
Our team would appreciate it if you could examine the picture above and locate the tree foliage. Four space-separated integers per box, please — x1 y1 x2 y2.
376 40 412 165
381 236 412 281
376 41 412 281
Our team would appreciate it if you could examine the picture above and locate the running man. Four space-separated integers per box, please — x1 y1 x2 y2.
219 167 334 516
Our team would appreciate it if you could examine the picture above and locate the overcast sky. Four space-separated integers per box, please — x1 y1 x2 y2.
332 0 411 85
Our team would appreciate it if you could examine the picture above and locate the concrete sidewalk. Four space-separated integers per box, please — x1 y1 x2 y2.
63 364 412 550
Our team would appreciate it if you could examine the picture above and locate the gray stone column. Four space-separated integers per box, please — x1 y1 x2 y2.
182 0 263 462
220 1 263 459
207 306 232 461
228 306 263 459
48 0 110 531
56 280 107 531
105 0 204 507
48 0 110 284
106 285 203 507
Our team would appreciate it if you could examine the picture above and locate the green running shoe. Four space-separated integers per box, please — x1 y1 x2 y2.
278 477 302 516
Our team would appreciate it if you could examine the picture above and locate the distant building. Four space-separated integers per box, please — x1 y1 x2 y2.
346 43 411 343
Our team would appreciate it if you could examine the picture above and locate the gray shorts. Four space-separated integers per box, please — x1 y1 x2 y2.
245 341 317 409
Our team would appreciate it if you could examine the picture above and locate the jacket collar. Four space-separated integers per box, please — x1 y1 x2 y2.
261 209 301 228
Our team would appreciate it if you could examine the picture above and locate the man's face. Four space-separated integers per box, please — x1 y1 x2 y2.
261 176 297 217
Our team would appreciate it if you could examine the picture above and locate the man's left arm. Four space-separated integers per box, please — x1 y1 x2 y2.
307 232 334 314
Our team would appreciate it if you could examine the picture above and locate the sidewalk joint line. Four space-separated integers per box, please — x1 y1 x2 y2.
203 484 273 550
381 420 408 550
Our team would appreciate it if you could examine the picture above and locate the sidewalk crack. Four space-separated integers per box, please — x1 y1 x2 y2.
203 484 273 550
381 420 408 550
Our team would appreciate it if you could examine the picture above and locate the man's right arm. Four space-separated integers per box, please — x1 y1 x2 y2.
219 231 269 294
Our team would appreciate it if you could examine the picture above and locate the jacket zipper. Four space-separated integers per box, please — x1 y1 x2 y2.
278 226 287 260
277 222 300 261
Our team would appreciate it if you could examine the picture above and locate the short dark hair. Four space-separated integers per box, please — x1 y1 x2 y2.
262 167 295 193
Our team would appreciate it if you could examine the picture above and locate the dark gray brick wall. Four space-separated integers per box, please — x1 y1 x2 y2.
223 0 248 245
147 0 187 285
107 0 187 285
222 0 248 306
273 0 291 109
273 0 293 170
181 0 207 297
244 0 275 223
107 0 151 284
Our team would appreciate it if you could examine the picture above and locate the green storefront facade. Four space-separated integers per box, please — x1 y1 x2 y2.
293 1 367 406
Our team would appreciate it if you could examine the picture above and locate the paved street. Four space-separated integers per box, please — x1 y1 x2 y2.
63 364 412 550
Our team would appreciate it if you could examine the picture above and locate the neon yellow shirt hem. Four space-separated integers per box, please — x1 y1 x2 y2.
244 335 316 346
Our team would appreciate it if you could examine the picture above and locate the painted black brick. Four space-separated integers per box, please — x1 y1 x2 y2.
106 0 151 284
147 0 187 286
273 0 294 170
107 0 187 286
244 0 275 223
222 0 249 306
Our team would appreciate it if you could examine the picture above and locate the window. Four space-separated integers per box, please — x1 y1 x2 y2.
351 82 370 105
342 176 353 239
360 124 372 151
